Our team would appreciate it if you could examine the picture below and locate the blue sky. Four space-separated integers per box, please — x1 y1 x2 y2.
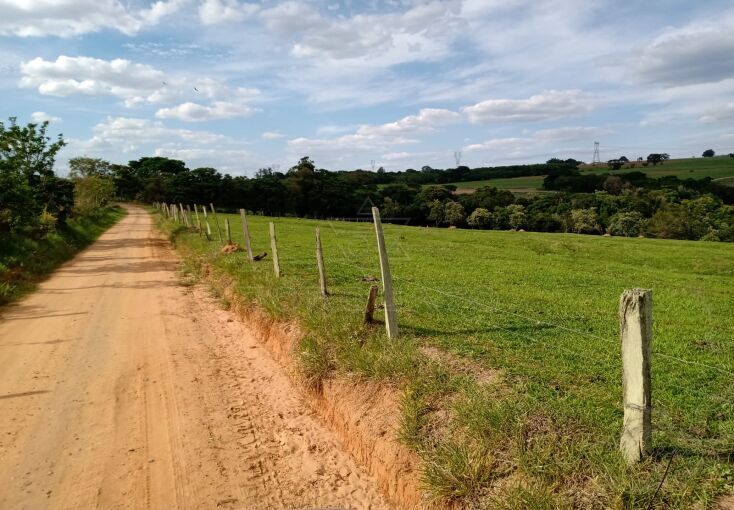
1 0 733 175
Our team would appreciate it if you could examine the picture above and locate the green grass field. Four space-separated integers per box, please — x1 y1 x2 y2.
159 209 734 508
446 156 734 193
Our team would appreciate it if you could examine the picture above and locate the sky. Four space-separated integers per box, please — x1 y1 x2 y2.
1 0 733 176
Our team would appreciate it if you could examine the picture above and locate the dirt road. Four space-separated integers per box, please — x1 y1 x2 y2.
0 205 390 510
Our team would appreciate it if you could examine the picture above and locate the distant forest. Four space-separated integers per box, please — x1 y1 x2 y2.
110 155 733 242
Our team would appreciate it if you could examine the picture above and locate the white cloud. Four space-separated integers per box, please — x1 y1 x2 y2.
155 101 257 121
20 55 260 111
30 111 62 124
463 90 595 124
262 131 284 139
699 102 734 123
533 126 608 142
199 0 260 25
287 108 460 167
627 16 734 87
0 0 183 37
464 137 531 155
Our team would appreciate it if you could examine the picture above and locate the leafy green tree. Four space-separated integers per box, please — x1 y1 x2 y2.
444 201 466 226
467 208 491 228
69 157 111 178
607 211 646 237
702 149 715 158
427 200 445 226
74 175 116 214
0 159 36 233
507 204 527 230
0 117 65 180
570 208 601 234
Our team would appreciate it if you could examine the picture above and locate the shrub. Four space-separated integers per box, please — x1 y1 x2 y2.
467 208 491 229
607 211 647 237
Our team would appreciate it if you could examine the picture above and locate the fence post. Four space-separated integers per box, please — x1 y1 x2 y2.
371 207 398 338
194 204 201 225
198 220 203 237
225 218 231 244
363 285 379 324
240 209 254 262
205 220 212 241
619 288 653 464
210 203 223 244
179 203 189 227
269 221 281 277
315 227 328 297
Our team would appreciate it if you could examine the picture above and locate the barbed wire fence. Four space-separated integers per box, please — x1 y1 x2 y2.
153 201 733 466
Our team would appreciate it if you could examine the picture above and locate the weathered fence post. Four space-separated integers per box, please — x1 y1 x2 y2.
269 222 281 277
240 209 254 262
225 218 232 244
315 227 328 297
363 285 379 324
193 204 201 225
205 220 212 241
619 288 653 464
198 220 203 237
210 203 223 244
371 207 398 338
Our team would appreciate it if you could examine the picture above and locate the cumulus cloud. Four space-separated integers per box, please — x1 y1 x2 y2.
627 17 734 87
463 90 595 124
155 101 258 121
262 131 284 139
30 111 62 124
199 0 260 25
260 0 463 61
699 102 734 123
19 55 260 113
0 0 183 37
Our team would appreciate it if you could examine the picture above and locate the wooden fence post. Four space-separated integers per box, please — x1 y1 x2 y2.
210 203 223 244
315 227 328 296
240 209 253 262
179 203 189 227
363 285 379 324
225 218 231 244
194 204 201 225
205 220 212 241
198 220 203 237
269 222 281 277
619 288 653 464
371 207 398 338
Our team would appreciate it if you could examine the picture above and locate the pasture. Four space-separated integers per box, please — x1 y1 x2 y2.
162 209 734 508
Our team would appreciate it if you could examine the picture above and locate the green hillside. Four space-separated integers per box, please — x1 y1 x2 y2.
160 208 734 508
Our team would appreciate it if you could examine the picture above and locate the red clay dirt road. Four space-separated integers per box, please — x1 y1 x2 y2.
0 205 390 510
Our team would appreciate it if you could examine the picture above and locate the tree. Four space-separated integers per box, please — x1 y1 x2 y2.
467 207 491 228
570 208 601 234
507 204 527 230
444 201 466 226
607 211 646 237
603 175 624 195
0 117 66 180
69 157 111 178
702 149 715 158
74 175 115 214
607 159 624 170
427 200 445 226
0 159 36 233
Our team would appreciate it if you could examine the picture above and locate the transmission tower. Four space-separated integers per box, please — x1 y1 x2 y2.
592 142 601 165
370 159 376 172
454 150 462 167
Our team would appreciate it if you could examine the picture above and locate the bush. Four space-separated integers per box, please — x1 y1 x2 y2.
570 208 601 234
467 208 491 229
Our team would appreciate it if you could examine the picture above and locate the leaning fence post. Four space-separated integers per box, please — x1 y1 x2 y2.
210 203 223 244
371 207 398 338
194 204 201 225
619 288 653 464
205 220 212 241
315 227 328 297
225 218 231 244
269 222 281 277
179 203 189 227
240 209 253 262
363 285 379 324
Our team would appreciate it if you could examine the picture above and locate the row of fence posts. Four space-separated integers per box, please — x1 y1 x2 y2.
153 201 652 465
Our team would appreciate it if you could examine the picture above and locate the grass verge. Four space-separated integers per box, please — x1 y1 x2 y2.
156 207 733 509
0 205 126 305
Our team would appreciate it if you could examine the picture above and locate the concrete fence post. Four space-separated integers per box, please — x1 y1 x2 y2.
240 209 253 262
619 288 653 464
371 207 398 338
269 221 281 277
315 227 328 297
205 220 212 241
193 204 201 225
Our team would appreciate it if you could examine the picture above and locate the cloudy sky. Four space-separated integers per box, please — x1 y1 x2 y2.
1 0 733 175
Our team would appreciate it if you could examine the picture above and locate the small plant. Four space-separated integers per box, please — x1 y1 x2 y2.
38 208 57 235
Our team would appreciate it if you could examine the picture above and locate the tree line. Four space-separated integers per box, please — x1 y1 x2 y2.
1 116 732 243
